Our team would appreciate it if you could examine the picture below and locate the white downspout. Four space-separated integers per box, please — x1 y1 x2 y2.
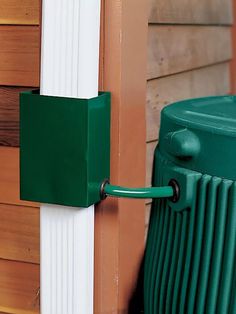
40 1 101 313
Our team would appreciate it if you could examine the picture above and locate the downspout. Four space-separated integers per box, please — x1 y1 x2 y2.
40 1 101 313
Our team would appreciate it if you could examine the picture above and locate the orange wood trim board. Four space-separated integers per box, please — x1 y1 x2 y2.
94 0 148 312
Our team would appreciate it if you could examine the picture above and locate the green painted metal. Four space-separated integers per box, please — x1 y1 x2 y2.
104 184 174 199
20 89 110 207
144 95 236 314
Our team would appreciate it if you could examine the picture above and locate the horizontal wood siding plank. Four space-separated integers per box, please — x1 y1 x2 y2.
0 259 39 314
0 87 33 147
147 62 230 142
0 147 38 207
147 26 231 80
0 0 40 25
0 26 40 86
148 0 233 24
0 203 39 264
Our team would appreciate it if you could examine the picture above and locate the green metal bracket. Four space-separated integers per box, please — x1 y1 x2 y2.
20 89 110 207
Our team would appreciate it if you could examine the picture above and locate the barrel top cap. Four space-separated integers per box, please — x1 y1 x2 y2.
159 95 236 181
163 95 236 136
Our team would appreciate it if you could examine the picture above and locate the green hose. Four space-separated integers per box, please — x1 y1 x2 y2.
103 184 174 199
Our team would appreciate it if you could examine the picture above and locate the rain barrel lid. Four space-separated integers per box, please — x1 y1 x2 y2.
158 95 236 181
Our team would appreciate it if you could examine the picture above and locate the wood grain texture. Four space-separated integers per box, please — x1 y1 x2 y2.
146 141 157 187
0 203 39 264
148 0 233 24
0 26 40 86
145 203 152 241
231 0 236 93
147 62 230 142
147 25 231 80
0 147 38 207
0 0 40 25
0 259 39 314
0 87 33 147
95 0 147 312
145 203 151 227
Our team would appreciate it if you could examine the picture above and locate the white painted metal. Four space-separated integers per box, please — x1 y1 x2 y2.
40 0 101 313
40 205 94 314
40 0 101 98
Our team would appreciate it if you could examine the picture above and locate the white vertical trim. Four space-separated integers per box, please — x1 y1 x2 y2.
40 205 94 314
40 1 101 313
40 0 100 98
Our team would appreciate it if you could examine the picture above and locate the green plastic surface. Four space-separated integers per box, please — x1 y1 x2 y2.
144 95 236 313
20 90 110 207
104 184 173 199
159 95 236 180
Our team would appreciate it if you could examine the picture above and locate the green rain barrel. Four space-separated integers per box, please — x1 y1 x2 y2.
144 96 236 314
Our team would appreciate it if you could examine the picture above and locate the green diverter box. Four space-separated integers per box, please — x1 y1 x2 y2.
144 95 236 314
20 90 110 207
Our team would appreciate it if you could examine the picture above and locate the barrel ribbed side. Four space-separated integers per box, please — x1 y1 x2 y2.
144 169 236 314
